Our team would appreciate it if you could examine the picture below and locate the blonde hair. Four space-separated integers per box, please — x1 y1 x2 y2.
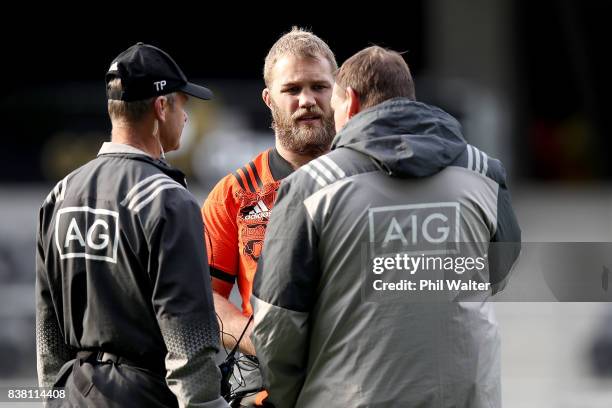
263 27 337 87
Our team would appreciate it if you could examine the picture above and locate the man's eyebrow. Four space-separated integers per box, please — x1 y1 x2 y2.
281 79 332 87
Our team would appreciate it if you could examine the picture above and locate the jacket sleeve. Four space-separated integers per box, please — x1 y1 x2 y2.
146 192 228 408
489 164 521 294
35 205 74 388
251 179 321 408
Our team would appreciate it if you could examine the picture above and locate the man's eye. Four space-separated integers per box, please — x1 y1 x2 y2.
283 87 299 94
313 85 327 91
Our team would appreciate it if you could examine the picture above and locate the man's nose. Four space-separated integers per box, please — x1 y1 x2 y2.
298 90 316 109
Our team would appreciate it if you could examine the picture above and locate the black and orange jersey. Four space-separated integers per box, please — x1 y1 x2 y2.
202 148 293 316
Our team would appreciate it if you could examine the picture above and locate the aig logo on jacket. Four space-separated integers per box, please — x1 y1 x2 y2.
55 207 119 263
369 202 460 254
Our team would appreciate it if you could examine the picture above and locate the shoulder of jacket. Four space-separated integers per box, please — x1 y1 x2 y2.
451 144 507 186
120 171 190 214
41 164 85 208
287 149 376 198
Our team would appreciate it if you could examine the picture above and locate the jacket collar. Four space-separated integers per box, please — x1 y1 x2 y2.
98 142 152 157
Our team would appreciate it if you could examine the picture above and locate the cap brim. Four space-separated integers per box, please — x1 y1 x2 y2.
182 82 213 100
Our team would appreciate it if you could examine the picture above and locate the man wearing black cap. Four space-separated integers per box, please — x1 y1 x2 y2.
36 43 228 407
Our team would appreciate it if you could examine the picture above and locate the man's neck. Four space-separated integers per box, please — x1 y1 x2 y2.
111 122 163 159
275 141 328 170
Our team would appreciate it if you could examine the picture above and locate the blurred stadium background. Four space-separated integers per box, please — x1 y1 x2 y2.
1 1 611 406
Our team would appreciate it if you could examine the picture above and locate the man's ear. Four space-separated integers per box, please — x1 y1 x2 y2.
262 88 272 109
153 96 168 122
346 87 360 118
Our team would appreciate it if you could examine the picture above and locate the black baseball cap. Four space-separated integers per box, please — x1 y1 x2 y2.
105 42 213 102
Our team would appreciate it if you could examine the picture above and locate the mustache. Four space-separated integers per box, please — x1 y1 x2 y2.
292 106 325 121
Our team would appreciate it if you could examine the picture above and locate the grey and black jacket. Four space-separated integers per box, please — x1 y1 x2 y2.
251 98 521 408
36 142 227 407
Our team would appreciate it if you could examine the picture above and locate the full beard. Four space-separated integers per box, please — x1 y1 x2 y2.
270 101 336 157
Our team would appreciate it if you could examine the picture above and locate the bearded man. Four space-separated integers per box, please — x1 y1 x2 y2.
200 27 337 406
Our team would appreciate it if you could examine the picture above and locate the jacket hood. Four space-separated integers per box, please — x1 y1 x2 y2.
332 98 466 177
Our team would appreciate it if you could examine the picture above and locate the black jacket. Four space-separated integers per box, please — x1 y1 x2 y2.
36 142 226 407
